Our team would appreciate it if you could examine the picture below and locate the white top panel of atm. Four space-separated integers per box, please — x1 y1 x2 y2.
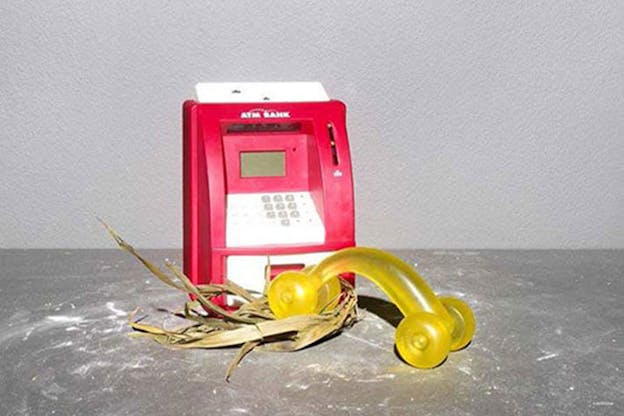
195 82 329 103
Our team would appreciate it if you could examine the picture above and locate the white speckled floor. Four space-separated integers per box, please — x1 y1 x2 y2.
0 250 622 415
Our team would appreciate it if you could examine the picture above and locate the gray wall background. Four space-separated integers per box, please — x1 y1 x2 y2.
1 1 623 249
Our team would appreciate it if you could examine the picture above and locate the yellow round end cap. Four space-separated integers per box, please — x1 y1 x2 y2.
395 312 451 368
267 271 320 318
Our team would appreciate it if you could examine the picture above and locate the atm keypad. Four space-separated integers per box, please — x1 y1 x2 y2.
250 193 313 226
227 192 325 246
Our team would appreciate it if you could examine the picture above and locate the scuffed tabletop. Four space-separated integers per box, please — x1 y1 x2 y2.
0 249 622 416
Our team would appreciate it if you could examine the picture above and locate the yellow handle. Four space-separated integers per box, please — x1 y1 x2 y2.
267 247 475 368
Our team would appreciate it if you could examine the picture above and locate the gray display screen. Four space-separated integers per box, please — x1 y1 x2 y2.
240 151 285 177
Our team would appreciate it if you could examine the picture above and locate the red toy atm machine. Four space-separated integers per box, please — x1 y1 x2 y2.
183 82 355 306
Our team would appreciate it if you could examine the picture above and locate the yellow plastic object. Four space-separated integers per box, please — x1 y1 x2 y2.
267 247 475 368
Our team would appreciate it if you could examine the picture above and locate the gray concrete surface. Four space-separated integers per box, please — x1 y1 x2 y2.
2 1 624 249
0 249 622 415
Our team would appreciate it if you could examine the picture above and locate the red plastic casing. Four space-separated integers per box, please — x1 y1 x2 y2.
183 100 355 306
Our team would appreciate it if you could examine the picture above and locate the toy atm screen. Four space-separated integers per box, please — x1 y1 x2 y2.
240 151 285 177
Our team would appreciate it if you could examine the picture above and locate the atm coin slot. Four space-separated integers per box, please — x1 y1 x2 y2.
327 124 339 165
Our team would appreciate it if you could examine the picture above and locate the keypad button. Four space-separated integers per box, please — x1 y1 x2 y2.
285 194 295 201
273 195 283 202
275 202 285 210
261 195 271 203
290 210 300 218
287 202 297 209
280 219 290 226
278 211 288 218
264 203 273 211
266 211 276 219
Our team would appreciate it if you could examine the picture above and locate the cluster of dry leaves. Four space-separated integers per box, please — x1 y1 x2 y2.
101 220 358 380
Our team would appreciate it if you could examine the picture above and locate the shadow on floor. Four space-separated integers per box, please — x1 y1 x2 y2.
357 295 403 328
